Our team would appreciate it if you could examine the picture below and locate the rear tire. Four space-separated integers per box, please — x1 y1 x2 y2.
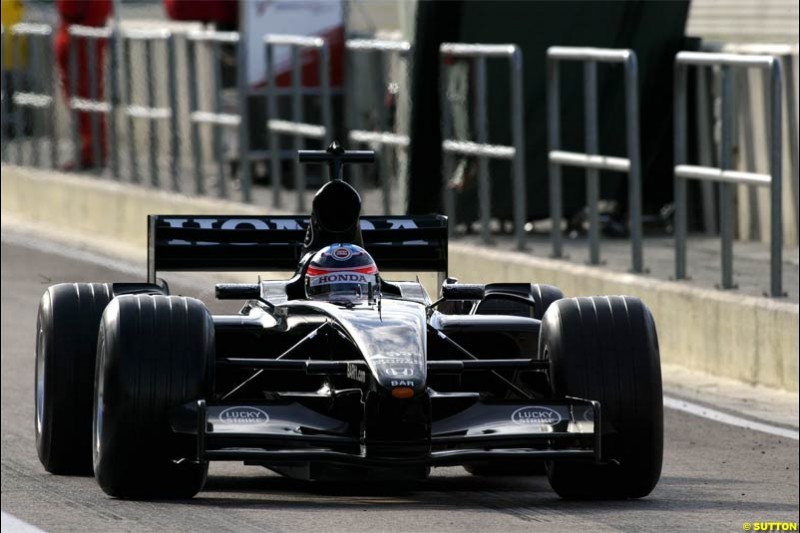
35 283 113 475
530 284 564 320
542 296 663 499
93 295 215 499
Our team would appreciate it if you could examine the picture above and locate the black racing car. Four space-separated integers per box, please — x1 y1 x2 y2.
35 143 663 499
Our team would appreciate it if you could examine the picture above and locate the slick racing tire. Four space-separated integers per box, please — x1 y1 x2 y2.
36 283 113 475
542 296 663 499
93 295 215 499
529 284 564 320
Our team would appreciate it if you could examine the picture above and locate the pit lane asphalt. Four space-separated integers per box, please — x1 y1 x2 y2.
2 236 798 533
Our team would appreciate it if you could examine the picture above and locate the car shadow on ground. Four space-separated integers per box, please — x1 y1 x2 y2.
158 471 798 516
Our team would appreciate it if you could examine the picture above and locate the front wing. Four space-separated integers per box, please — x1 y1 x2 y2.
171 396 601 467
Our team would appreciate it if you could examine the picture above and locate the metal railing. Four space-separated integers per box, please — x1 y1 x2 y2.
346 38 411 214
67 25 116 176
2 21 794 299
121 28 177 188
546 46 644 273
5 23 56 168
1 26 5 161
718 43 799 246
185 29 250 201
674 51 784 297
265 34 331 211
439 43 527 250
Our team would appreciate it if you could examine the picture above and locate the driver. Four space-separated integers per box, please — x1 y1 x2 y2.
305 244 379 304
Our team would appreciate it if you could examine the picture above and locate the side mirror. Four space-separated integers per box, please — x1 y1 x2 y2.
441 283 485 301
215 283 261 300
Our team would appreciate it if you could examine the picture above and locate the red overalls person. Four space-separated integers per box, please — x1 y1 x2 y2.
54 0 112 170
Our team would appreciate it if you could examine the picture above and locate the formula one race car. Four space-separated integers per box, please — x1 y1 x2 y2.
35 143 663 500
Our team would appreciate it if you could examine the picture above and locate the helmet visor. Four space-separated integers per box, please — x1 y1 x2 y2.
306 271 377 302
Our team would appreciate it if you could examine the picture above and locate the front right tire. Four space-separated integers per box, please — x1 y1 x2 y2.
542 296 663 499
93 295 215 499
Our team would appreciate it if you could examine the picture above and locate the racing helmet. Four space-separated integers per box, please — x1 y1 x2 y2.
305 243 378 303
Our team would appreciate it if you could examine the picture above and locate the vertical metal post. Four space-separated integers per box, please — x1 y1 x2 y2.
48 32 59 169
13 30 25 164
320 44 332 153
547 57 563 258
739 69 761 240
379 146 392 214
145 38 158 186
37 33 51 168
674 62 688 280
107 30 119 178
757 67 776 242
186 38 203 194
166 35 180 192
510 47 527 250
124 36 139 182
696 66 718 234
68 33 80 169
265 41 281 207
236 37 251 202
1 26 7 163
264 43 282 207
211 40 226 198
29 34 41 167
440 57 455 237
291 47 305 212
625 53 644 272
769 59 783 297
87 36 101 173
719 65 735 289
584 60 600 265
37 34 49 168
374 53 391 213
474 56 491 244
783 55 799 246
347 48 363 191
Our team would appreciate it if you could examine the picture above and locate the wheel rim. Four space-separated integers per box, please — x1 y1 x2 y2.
93 336 105 462
35 326 46 436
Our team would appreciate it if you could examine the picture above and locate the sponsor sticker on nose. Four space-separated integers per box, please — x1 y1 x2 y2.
218 406 270 425
511 406 562 426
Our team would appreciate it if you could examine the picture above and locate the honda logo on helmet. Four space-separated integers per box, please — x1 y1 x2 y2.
309 273 374 286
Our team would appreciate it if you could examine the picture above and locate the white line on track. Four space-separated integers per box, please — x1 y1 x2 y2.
1 229 143 278
664 396 799 440
3 229 799 442
1 512 47 533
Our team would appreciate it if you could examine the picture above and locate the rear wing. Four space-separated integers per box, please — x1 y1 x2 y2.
147 215 448 283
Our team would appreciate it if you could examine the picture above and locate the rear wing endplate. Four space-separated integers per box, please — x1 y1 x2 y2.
147 215 448 283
